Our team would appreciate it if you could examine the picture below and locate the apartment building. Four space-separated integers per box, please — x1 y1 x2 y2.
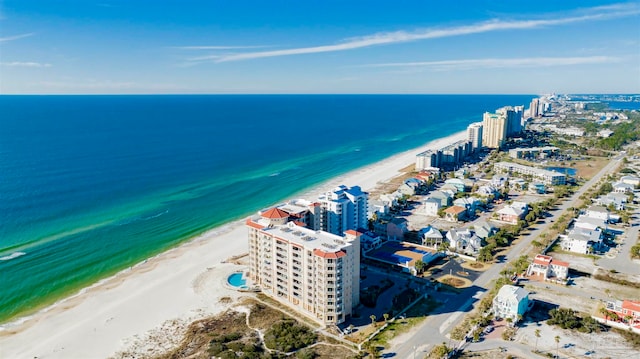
247 209 360 325
317 185 368 236
482 111 507 148
494 162 566 185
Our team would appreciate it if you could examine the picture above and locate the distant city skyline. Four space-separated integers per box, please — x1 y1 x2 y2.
1 1 639 94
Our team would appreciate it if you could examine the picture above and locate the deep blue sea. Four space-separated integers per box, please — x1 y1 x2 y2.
0 95 534 323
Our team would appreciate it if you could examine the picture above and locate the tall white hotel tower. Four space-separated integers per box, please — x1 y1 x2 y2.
467 122 483 151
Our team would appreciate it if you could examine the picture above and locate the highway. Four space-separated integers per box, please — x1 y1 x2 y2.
385 155 622 359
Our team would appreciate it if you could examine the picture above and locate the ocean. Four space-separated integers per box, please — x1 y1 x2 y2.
0 94 535 324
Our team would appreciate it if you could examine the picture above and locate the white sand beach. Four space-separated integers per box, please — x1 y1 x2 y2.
0 130 466 359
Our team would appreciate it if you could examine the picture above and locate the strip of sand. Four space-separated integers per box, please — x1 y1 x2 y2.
0 130 466 359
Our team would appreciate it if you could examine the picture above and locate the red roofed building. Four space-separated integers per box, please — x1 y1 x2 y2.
443 205 467 222
246 212 360 326
607 300 640 326
526 254 569 282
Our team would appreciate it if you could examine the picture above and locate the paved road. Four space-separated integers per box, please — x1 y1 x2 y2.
386 156 622 359
597 206 640 273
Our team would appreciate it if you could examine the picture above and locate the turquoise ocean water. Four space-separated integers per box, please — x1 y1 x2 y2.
0 95 534 324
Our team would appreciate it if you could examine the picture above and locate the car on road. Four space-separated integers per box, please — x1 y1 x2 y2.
483 325 494 334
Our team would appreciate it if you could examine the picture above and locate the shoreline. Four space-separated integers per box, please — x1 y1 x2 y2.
0 129 467 359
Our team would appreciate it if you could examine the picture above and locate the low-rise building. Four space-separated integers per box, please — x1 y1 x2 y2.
586 205 610 222
620 175 640 187
508 146 560 160
428 190 453 207
492 285 531 322
444 205 467 222
446 228 482 255
560 227 603 254
420 226 444 248
497 202 528 224
453 197 482 214
494 162 566 185
613 182 635 193
526 254 569 282
606 300 640 325
422 198 441 216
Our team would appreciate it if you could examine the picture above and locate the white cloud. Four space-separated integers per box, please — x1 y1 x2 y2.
364 56 621 71
212 3 639 63
175 45 272 50
0 33 34 42
1 61 51 68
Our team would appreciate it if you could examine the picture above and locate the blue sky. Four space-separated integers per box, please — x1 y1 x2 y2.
1 1 639 94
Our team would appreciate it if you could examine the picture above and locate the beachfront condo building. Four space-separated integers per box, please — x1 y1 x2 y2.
246 209 360 325
530 98 540 118
317 185 368 236
497 106 523 136
482 111 507 149
467 122 483 151
494 161 566 185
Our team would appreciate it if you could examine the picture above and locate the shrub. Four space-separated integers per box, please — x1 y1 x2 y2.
263 320 317 352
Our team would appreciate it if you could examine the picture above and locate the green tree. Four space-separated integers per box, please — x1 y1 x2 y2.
555 335 561 358
370 314 377 326
383 313 390 322
414 260 426 275
534 329 541 352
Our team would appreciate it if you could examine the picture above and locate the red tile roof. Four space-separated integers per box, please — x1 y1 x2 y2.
313 248 346 259
261 207 289 219
344 229 362 236
622 300 640 313
444 205 466 214
246 218 264 229
552 260 569 268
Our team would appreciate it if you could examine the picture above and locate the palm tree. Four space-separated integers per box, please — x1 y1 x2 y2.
555 335 560 358
599 307 609 324
370 314 377 326
383 313 390 322
534 329 541 352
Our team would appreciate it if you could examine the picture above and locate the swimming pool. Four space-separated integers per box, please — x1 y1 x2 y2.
227 272 248 289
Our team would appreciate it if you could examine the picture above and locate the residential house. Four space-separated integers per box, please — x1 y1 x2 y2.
420 226 444 248
492 285 531 322
473 220 497 239
620 175 640 187
595 193 627 211
416 170 438 183
352 229 384 253
428 190 453 207
529 182 546 194
398 178 423 196
475 184 500 199
422 198 441 216
613 182 635 193
441 183 460 194
368 199 389 218
526 254 569 281
446 228 482 255
586 205 610 222
573 214 607 232
387 217 409 241
453 197 482 214
497 201 528 224
444 205 467 222
445 178 469 192
606 300 640 325
492 175 509 188
559 227 603 254
379 191 403 209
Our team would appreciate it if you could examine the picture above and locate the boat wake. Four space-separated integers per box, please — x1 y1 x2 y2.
0 252 26 261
